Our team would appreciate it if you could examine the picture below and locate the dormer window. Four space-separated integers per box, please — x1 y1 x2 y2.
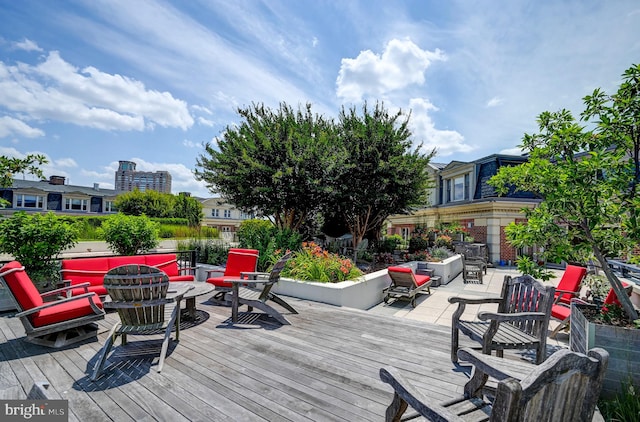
445 174 470 203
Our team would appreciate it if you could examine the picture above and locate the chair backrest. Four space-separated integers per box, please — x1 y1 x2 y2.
555 265 587 305
0 261 43 313
387 266 418 289
103 264 170 328
224 248 259 277
500 275 555 337
258 252 292 301
603 281 632 306
492 348 609 422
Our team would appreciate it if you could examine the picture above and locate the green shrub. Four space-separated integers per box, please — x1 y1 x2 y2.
98 213 159 255
598 379 640 422
408 236 429 253
177 238 229 265
238 219 302 271
375 235 402 253
0 211 78 288
282 242 363 283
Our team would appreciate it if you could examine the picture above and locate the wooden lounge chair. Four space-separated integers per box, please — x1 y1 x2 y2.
205 248 259 302
0 261 105 348
383 266 432 308
380 346 609 421
91 264 192 380
228 252 296 325
449 275 555 364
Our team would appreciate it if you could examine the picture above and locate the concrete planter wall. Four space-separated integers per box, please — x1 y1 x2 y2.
195 263 225 282
403 255 463 285
570 303 640 399
272 268 391 310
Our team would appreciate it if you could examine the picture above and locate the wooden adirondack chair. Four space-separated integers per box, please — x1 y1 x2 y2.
228 252 296 325
0 261 105 348
91 264 192 380
449 275 555 364
380 346 609 421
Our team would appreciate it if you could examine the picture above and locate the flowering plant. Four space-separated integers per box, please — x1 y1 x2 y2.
281 242 363 283
434 235 453 249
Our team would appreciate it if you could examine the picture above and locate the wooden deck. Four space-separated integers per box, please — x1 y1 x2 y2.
0 296 475 421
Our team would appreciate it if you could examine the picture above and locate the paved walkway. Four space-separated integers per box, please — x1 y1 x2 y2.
369 265 570 348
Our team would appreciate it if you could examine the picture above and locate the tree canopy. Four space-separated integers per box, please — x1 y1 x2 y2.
195 102 341 230
329 102 435 254
489 63 640 321
1 154 48 207
114 189 203 226
194 101 434 249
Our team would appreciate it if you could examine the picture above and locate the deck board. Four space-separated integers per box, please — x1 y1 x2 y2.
0 295 475 421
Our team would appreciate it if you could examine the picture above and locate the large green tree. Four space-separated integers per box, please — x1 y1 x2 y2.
489 64 640 322
329 102 435 257
195 102 339 230
115 189 203 225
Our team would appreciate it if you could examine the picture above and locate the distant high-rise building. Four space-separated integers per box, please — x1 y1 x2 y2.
114 160 172 194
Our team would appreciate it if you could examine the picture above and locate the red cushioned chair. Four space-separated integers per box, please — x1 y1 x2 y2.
553 264 587 306
383 266 432 308
206 248 259 301
550 278 631 338
0 261 105 348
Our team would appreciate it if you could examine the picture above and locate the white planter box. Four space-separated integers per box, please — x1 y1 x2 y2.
403 255 463 285
272 268 391 310
195 263 225 282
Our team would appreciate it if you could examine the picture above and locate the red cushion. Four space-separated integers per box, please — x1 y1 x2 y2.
206 275 235 288
414 274 431 287
32 295 103 327
145 254 179 277
169 275 194 282
551 304 571 320
387 266 412 274
61 257 110 288
604 282 630 305
109 256 146 270
556 265 587 305
224 249 259 277
0 261 43 310
70 285 108 297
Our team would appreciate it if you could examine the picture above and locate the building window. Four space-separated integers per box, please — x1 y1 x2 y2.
240 211 252 219
65 198 88 211
222 226 231 232
401 227 410 240
211 209 219 217
105 201 117 212
16 194 44 209
224 209 232 218
453 176 464 201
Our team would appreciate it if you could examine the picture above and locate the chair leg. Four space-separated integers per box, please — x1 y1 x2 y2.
269 294 298 314
243 300 291 325
91 323 120 381
158 307 180 373
451 326 459 363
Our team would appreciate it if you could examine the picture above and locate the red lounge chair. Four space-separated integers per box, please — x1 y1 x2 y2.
383 266 431 308
206 248 259 301
0 261 105 348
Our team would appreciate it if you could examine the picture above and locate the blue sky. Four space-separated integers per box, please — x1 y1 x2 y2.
1 0 639 198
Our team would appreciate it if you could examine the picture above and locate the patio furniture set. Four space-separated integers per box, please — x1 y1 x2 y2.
0 253 618 420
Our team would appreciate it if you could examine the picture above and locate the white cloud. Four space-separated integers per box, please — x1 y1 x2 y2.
0 51 194 132
408 98 472 157
486 97 504 107
54 158 78 168
500 147 526 156
336 38 446 102
13 39 42 52
0 116 45 138
197 117 214 127
182 139 198 148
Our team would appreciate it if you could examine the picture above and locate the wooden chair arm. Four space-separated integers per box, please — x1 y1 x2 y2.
477 311 547 322
40 282 90 298
553 289 580 304
16 292 100 317
379 366 464 422
448 296 502 305
457 348 534 382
